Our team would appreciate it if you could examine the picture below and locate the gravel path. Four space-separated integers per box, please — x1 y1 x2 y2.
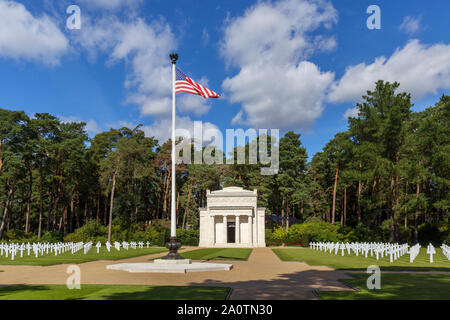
0 247 356 300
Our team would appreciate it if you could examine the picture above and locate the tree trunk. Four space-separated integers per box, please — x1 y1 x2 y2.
97 191 100 222
162 168 170 220
103 192 108 225
0 179 16 239
70 193 75 233
108 160 120 242
331 166 339 224
46 190 53 232
414 183 420 243
76 192 80 229
38 170 44 239
357 161 362 222
343 187 347 226
182 187 192 229
286 198 290 232
176 191 180 226
63 206 68 235
25 164 33 234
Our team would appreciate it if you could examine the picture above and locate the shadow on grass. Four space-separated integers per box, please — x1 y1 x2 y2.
0 284 230 300
188 269 450 300
317 273 450 300
0 284 49 297
101 286 230 300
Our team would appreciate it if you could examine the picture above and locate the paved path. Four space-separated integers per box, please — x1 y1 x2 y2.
0 248 356 300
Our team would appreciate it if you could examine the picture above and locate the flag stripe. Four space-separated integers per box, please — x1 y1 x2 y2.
175 67 219 99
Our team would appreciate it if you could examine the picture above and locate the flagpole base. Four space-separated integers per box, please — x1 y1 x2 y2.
162 237 185 260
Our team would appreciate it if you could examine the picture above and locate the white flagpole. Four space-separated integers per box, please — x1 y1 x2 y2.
163 53 183 260
171 55 177 238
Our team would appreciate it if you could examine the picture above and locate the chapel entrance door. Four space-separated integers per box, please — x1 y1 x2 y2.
227 221 235 243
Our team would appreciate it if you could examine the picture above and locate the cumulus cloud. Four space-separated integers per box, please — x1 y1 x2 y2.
224 62 334 129
343 107 359 119
221 0 337 130
399 16 421 34
328 40 450 103
117 117 221 146
59 116 102 135
72 14 215 120
72 15 175 118
0 0 68 65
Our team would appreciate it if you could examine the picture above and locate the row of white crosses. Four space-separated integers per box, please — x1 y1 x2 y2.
427 243 436 263
409 243 421 263
0 240 149 261
111 241 140 251
83 242 93 254
310 241 449 263
441 244 450 260
309 242 409 262
0 242 85 260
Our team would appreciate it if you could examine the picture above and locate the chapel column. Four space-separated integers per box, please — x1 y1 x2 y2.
235 215 240 245
248 214 253 246
211 215 215 246
223 215 227 244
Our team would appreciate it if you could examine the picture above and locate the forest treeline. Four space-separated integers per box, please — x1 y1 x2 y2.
0 81 448 244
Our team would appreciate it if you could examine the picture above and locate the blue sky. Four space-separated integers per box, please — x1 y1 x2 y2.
0 0 449 159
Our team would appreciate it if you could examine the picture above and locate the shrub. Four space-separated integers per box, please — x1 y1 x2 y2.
267 226 288 246
3 229 26 241
63 220 108 243
176 228 199 246
286 221 342 246
41 231 63 243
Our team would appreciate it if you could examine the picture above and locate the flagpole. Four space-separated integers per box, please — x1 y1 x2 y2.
162 53 184 260
171 54 177 239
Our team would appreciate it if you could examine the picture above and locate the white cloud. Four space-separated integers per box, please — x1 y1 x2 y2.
224 62 334 129
399 16 421 34
118 117 221 147
77 0 142 11
343 107 359 119
177 94 211 116
72 15 176 118
0 0 68 65
328 40 450 103
85 120 102 135
221 0 337 130
72 14 215 119
59 116 101 135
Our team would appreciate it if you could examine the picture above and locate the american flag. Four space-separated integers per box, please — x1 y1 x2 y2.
175 67 219 99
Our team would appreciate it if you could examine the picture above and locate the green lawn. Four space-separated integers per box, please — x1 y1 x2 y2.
0 284 230 300
318 273 450 300
178 248 253 261
0 247 167 266
272 247 450 271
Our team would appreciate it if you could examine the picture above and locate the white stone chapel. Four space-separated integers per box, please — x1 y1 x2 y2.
199 187 266 248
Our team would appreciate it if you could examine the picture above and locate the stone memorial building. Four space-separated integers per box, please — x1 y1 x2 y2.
199 187 266 248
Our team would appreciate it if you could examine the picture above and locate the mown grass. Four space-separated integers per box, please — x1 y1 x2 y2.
318 273 450 300
178 248 253 261
0 284 230 300
272 247 450 271
0 247 167 266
